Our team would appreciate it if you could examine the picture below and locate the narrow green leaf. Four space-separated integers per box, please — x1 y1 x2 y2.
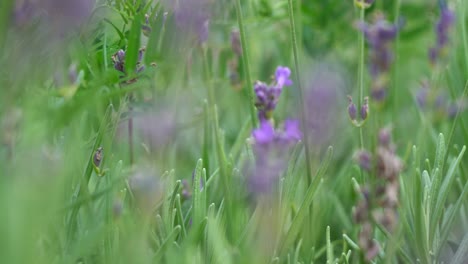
153 226 182 262
193 159 204 227
343 234 359 250
450 231 468 264
438 176 468 258
175 194 187 238
433 133 446 175
126 13 142 78
279 147 332 255
326 226 334 263
431 146 466 237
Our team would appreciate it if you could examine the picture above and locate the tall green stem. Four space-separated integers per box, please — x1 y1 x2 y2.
358 7 365 150
286 0 312 184
235 0 258 128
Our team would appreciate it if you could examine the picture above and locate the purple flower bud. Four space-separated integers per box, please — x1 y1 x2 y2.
378 127 391 147
360 97 369 120
347 96 357 121
93 147 103 167
112 50 126 73
275 66 293 88
355 150 372 171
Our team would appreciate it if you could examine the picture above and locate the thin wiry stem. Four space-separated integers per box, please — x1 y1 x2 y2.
358 7 365 150
234 0 258 128
392 0 402 132
286 0 312 185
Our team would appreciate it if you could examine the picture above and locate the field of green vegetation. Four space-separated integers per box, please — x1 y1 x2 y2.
1 0 468 263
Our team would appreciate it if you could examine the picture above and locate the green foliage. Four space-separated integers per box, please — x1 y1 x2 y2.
1 0 468 263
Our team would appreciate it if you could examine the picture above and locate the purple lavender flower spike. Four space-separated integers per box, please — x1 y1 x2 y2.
358 14 400 102
275 66 293 88
254 66 293 121
429 3 455 64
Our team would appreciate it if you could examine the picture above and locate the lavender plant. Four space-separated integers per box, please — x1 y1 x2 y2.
1 0 468 263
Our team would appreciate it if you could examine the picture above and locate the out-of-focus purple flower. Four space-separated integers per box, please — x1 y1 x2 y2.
429 3 455 64
415 80 430 108
302 65 346 146
231 29 242 56
355 150 372 171
129 168 164 214
181 179 192 200
282 119 302 141
172 0 211 43
117 109 176 154
254 66 293 121
357 14 401 101
252 121 275 144
252 120 301 146
249 119 301 194
275 66 293 88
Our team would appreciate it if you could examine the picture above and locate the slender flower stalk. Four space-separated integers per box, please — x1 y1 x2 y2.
235 0 258 128
286 0 312 184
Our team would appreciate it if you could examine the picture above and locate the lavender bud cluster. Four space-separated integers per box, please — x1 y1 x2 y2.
347 96 369 126
357 14 401 102
353 127 403 261
112 47 146 83
429 3 455 65
254 66 293 122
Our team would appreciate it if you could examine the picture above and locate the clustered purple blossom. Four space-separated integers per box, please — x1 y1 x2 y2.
415 80 466 120
249 120 301 194
112 48 146 82
254 66 293 121
429 3 455 65
358 14 401 101
353 128 403 261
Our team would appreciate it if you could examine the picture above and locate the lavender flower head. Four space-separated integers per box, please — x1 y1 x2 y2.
254 66 293 121
429 3 455 64
249 120 301 194
357 14 401 101
112 48 146 78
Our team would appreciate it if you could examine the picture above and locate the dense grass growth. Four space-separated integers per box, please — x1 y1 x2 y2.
1 0 468 263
